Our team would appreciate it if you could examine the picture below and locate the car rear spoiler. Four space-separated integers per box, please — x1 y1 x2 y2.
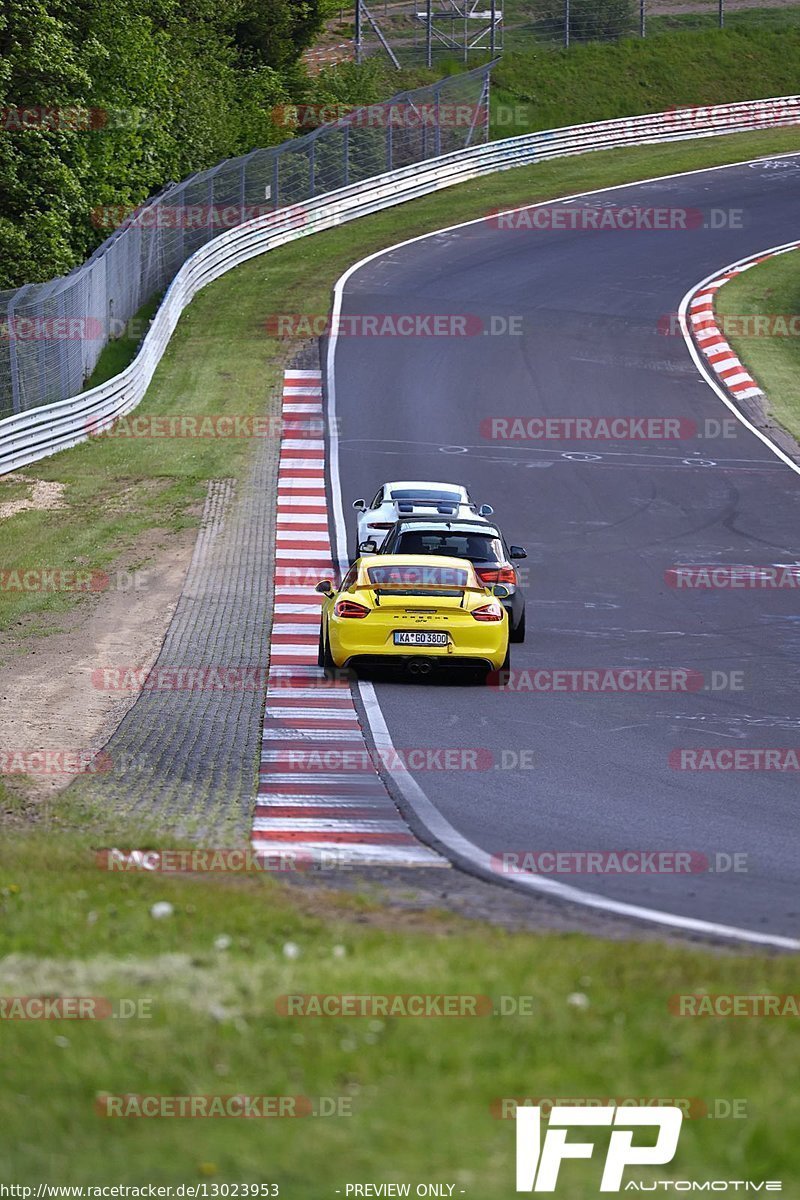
356 582 493 598
394 501 459 516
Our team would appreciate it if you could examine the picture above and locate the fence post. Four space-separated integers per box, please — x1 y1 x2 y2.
564 0 570 47
464 76 489 148
426 0 432 67
640 0 646 37
434 84 442 157
309 139 316 197
57 291 70 401
6 284 32 416
484 66 491 142
719 0 724 27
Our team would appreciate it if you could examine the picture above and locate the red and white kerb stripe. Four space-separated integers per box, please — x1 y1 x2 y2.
252 369 443 867
687 241 800 401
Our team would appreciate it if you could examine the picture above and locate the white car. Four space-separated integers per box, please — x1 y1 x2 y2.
353 480 493 552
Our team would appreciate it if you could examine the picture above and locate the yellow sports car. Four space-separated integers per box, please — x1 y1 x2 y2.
316 554 510 681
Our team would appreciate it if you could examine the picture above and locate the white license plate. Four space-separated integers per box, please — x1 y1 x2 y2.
393 630 448 647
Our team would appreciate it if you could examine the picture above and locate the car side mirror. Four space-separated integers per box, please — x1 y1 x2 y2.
353 498 366 512
492 584 511 600
360 539 377 554
478 504 494 517
315 579 335 597
509 546 527 559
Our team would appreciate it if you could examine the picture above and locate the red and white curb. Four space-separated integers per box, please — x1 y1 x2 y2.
251 368 445 868
686 241 800 402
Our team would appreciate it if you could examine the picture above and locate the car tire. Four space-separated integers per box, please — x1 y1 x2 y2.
317 625 325 669
510 611 526 643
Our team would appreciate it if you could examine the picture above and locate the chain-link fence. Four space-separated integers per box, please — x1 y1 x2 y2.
357 0 789 63
506 0 732 48
0 64 492 422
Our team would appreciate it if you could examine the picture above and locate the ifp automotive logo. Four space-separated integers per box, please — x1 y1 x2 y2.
515 1104 683 1192
514 1105 783 1192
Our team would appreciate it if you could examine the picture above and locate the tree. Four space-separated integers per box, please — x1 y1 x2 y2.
234 0 325 69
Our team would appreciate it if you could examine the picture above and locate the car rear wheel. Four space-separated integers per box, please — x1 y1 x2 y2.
510 610 526 643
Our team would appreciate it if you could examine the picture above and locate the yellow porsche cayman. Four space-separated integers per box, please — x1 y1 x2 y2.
316 554 510 681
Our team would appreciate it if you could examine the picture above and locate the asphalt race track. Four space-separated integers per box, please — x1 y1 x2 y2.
328 155 800 941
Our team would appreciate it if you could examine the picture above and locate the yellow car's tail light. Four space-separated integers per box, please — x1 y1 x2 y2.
334 598 370 619
472 601 504 622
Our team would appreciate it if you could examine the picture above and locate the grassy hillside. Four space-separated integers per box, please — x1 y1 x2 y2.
490 26 800 135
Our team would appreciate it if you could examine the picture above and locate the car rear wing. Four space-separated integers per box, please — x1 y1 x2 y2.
355 582 500 603
393 500 463 516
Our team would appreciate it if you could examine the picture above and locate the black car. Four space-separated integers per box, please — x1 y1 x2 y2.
367 515 527 642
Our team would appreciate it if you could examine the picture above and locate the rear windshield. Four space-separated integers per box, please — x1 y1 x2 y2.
390 489 461 503
395 532 503 563
367 564 469 593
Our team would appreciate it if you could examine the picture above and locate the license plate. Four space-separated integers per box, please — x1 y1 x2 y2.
393 630 448 647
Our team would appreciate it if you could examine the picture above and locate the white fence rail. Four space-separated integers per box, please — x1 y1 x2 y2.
2 95 798 475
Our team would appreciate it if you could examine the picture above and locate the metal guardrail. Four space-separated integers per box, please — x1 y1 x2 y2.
2 94 798 475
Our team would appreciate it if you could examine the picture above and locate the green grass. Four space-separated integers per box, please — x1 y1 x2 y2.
715 247 800 439
2 813 800 1187
84 294 164 390
491 27 800 136
3 126 799 639
647 6 800 36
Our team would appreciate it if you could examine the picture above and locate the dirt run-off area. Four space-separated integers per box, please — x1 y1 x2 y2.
0 488 197 805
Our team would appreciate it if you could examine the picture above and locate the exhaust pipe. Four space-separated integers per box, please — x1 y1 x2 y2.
408 658 433 677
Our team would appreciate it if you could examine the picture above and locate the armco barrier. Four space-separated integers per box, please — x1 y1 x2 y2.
1 95 798 475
